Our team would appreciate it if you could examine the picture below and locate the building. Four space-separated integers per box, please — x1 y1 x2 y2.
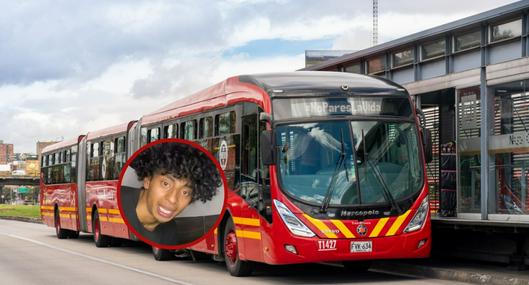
0 141 14 164
304 1 529 264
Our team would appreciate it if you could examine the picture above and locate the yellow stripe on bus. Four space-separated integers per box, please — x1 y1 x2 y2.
108 209 121 215
330 220 355 238
98 208 108 214
41 212 54 217
59 214 70 219
386 210 411 236
303 214 337 239
235 230 261 240
59 207 76 212
233 217 260 227
86 208 92 213
40 206 54 211
108 217 125 224
99 216 109 222
214 228 218 235
370 217 389 237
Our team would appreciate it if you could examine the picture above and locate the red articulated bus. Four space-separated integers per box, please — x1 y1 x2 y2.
41 122 136 245
41 71 432 276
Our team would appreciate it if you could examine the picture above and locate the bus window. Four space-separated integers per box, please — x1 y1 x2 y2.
71 145 77 182
114 136 126 179
180 122 185 138
199 118 205 139
164 125 173 138
184 120 196 140
199 117 213 139
216 111 235 136
102 140 115 180
140 127 148 146
173 124 179 138
148 127 160 143
241 114 258 180
88 142 100 181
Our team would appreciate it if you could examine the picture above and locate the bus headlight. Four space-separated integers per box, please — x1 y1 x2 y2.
274 199 315 238
404 197 429 233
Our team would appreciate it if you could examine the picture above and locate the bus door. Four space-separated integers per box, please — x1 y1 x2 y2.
239 105 270 261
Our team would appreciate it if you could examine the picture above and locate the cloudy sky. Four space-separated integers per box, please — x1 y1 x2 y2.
0 0 519 153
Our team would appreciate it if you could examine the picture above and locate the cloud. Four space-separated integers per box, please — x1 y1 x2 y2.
0 0 519 152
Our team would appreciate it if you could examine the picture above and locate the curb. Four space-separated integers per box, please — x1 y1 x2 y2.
0 216 42 224
372 261 529 285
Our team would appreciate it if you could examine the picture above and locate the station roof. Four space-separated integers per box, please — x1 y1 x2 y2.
302 1 529 71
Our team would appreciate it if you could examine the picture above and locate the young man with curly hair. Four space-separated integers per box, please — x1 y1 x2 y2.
120 141 222 245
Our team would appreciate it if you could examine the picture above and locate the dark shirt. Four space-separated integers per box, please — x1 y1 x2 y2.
120 186 219 246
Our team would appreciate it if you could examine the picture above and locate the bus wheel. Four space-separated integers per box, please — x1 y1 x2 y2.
223 219 254 276
342 261 372 272
152 246 174 261
92 209 111 247
54 208 68 239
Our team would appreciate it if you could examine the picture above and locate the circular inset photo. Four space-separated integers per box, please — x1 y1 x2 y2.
118 139 226 249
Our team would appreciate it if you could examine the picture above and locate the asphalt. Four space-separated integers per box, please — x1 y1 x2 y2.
2 215 528 284
372 259 529 285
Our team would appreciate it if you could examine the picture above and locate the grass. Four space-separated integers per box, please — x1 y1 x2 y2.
0 204 41 219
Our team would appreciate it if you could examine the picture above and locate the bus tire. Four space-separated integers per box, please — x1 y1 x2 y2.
223 219 254 276
54 208 69 239
92 209 111 247
342 261 372 272
152 246 174 261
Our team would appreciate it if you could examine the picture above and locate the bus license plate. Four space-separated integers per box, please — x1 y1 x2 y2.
350 241 372 253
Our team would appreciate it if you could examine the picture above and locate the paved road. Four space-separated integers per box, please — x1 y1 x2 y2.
0 219 469 285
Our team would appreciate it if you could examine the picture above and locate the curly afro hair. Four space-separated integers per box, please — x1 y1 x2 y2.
131 142 222 203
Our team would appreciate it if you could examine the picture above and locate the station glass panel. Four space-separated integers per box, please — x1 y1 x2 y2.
392 49 413 68
421 39 445 60
344 62 361 73
491 18 522 43
367 55 385 74
490 80 529 215
454 30 481 52
457 86 481 213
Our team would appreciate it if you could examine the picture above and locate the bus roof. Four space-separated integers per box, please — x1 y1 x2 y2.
86 122 131 141
140 71 405 126
42 136 83 154
241 71 405 94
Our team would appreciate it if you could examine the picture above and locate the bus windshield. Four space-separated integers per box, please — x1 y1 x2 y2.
275 120 423 207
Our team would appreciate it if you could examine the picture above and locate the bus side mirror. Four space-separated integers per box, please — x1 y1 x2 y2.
422 128 433 163
260 130 275 165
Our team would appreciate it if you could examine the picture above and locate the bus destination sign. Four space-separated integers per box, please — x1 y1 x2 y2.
273 97 411 120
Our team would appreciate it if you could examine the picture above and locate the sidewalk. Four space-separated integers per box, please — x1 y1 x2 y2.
0 215 41 224
372 258 529 285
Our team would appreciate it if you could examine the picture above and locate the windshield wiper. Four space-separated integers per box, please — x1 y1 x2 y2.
366 160 402 215
320 130 347 213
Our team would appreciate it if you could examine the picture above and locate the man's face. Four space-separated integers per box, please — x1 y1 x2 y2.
143 173 193 224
